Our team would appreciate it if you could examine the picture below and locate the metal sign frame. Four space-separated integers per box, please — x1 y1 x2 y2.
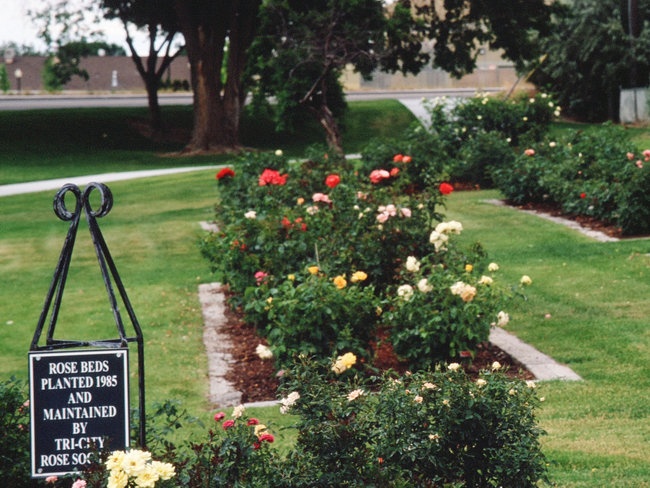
29 183 146 467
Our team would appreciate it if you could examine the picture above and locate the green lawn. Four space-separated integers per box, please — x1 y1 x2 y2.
1 105 649 486
0 100 414 185
445 190 650 487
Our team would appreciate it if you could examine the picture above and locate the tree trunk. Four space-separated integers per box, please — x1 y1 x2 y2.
312 104 344 155
123 22 181 133
145 76 163 131
174 0 261 153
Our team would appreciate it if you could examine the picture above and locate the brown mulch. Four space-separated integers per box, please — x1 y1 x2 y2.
222 304 534 404
515 200 625 239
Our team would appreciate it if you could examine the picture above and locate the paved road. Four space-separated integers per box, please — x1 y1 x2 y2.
0 88 494 111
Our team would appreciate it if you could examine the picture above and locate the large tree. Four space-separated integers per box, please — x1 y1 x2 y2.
248 0 555 153
248 0 429 153
531 0 650 121
102 0 184 132
172 0 262 153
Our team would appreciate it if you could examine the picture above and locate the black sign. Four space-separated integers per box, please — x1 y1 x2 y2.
29 349 130 477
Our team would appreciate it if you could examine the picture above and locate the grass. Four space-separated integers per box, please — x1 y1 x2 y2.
445 190 650 487
1 105 649 485
0 99 414 185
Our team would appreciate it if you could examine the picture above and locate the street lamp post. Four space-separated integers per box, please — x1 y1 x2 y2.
14 68 23 93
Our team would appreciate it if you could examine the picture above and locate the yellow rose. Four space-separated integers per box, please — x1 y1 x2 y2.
332 352 357 374
333 275 347 289
465 264 473 272
307 265 319 275
350 271 367 283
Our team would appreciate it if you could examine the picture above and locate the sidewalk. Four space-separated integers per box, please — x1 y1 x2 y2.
0 166 216 198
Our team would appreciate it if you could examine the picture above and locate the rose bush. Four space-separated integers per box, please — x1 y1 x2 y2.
243 267 380 366
493 124 650 235
203 141 525 369
275 353 549 487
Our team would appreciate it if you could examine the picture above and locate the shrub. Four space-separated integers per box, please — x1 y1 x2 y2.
203 144 517 368
385 225 527 370
244 267 380 365
173 408 279 487
450 93 555 146
0 63 10 93
0 378 37 487
277 353 549 487
454 130 516 187
492 124 650 235
417 92 558 187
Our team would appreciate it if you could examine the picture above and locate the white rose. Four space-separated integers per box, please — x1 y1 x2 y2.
405 256 420 273
417 278 432 293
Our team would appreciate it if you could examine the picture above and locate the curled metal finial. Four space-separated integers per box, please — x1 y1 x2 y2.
53 184 82 221
52 182 113 221
84 182 113 218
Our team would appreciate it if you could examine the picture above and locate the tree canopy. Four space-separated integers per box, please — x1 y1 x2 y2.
248 0 429 152
414 0 556 78
531 0 650 121
248 0 556 153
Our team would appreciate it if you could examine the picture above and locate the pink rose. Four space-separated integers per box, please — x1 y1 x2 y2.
254 271 268 285
369 169 390 184
71 480 87 488
524 148 535 156
312 193 332 204
222 419 235 429
214 412 226 421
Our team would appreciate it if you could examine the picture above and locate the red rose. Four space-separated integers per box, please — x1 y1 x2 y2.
216 167 235 180
259 168 288 186
222 419 235 430
325 174 341 188
393 154 404 163
258 433 275 443
214 412 226 421
247 418 260 426
580 192 586 199
390 167 400 177
439 182 454 195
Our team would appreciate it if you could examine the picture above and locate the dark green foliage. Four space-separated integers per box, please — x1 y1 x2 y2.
531 0 650 121
277 355 549 487
0 378 39 487
416 0 555 77
492 124 650 235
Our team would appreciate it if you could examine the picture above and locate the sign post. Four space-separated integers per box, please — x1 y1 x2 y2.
29 183 145 478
